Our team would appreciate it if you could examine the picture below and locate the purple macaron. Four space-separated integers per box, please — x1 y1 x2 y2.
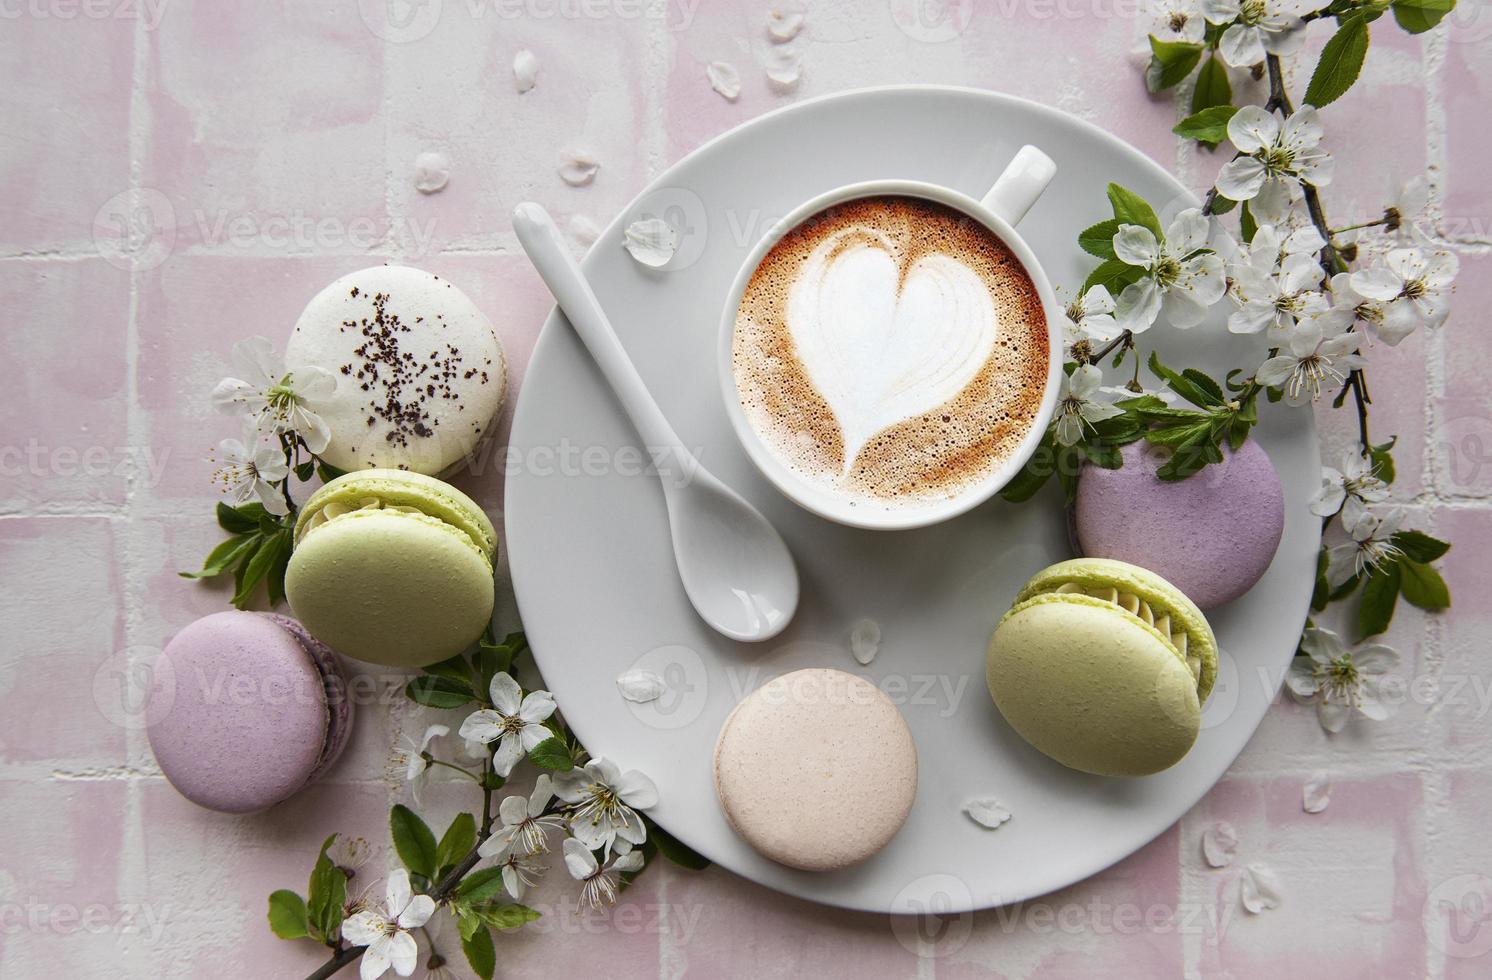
1075 439 1285 610
147 610 354 814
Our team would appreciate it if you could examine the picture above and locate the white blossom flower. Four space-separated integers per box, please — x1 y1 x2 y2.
1235 221 1326 270
1326 504 1405 587
1314 272 1420 347
1309 450 1389 525
478 775 566 860
341 869 436 980
395 724 448 805
1349 245 1457 335
1227 252 1327 336
1113 210 1226 330
1061 285 1122 356
553 757 658 855
1384 175 1429 239
1053 364 1125 447
1216 106 1334 224
211 427 290 515
1149 0 1207 42
1203 0 1328 68
458 673 557 778
493 847 547 901
1255 317 1365 405
1286 626 1400 732
562 837 645 909
211 336 335 453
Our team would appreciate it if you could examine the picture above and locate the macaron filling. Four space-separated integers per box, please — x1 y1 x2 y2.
1044 581 1200 682
297 496 491 568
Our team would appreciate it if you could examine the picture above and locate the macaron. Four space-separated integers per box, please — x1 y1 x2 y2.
285 469 496 668
1075 439 1284 610
713 668 917 871
147 611 353 813
284 265 508 475
985 558 1218 777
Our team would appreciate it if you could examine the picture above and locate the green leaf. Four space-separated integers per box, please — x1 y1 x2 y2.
462 924 496 980
1147 36 1204 92
1106 183 1164 239
422 655 477 688
1082 257 1146 296
1399 559 1451 609
472 903 542 930
1358 562 1402 639
390 804 439 880
306 834 346 945
454 867 507 904
645 817 711 870
1391 0 1454 33
1311 547 1331 612
1190 55 1233 115
1305 14 1370 108
1174 105 1240 147
233 528 290 609
265 528 293 607
316 459 348 483
406 675 476 709
1078 219 1121 259
293 459 316 483
179 533 255 580
217 500 266 534
1147 352 1223 410
1392 529 1451 563
1240 200 1258 244
267 889 310 940
436 812 478 876
999 436 1058 504
1370 437 1397 485
1181 368 1225 407
1209 193 1238 215
527 736 574 772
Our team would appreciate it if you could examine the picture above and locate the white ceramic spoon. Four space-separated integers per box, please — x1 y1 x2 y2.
512 202 799 642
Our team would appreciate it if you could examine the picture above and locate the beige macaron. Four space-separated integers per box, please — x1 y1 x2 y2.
713 668 918 872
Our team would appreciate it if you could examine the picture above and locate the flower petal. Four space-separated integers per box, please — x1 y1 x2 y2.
1113 224 1160 267
1216 157 1266 202
492 734 525 777
387 929 420 977
1219 22 1265 68
1167 208 1210 255
488 672 522 715
616 769 660 809
341 910 386 947
563 837 598 879
397 894 435 931
518 690 557 724
457 709 504 745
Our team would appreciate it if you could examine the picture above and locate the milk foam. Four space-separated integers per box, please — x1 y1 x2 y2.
786 226 999 473
732 196 1048 506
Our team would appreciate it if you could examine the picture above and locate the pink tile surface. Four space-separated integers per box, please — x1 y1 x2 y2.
2 7 1487 979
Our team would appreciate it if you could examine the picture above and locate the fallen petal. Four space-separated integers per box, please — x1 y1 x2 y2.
764 47 802 92
849 618 881 665
1303 772 1331 814
513 49 539 93
963 798 1012 830
707 61 741 101
616 668 666 704
413 151 450 194
766 8 804 42
623 217 678 268
568 214 601 246
1202 821 1238 868
1241 863 1283 914
559 150 600 187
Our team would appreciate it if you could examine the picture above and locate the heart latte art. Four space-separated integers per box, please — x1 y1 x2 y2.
732 196 1049 507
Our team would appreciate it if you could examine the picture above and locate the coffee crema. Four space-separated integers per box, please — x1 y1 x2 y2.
731 195 1049 507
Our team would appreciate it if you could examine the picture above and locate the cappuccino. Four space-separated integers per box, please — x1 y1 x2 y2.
731 195 1049 508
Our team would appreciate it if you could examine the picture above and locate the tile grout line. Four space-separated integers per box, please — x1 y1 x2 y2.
116 9 154 976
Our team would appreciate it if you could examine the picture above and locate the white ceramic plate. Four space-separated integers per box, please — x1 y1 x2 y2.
505 86 1320 914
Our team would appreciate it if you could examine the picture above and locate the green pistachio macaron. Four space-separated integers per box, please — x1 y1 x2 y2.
285 469 496 668
985 558 1219 777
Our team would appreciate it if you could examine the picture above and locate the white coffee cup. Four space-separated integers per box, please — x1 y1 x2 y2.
716 145 1063 531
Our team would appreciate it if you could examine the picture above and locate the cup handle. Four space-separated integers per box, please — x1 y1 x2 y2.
981 145 1057 228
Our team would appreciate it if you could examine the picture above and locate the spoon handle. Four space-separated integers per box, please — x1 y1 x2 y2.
512 202 687 465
